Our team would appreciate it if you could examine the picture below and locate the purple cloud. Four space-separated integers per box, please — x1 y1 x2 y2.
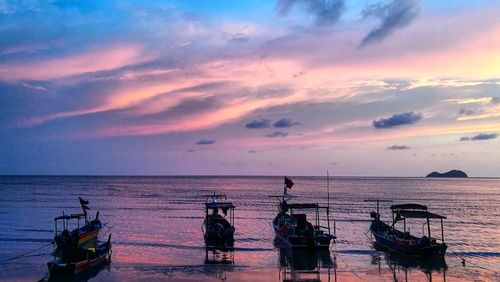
276 0 346 26
459 108 481 116
273 118 300 128
245 118 271 129
459 133 497 141
386 145 411 150
373 111 422 129
266 131 288 138
195 139 216 145
360 0 419 47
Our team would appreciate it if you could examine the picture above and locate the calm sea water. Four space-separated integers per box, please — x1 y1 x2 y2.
0 176 499 281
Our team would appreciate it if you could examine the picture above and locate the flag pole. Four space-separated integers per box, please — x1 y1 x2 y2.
283 177 286 202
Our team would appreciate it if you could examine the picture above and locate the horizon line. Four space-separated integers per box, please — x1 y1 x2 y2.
1 174 499 179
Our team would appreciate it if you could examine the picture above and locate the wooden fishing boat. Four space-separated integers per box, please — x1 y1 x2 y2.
47 235 111 277
366 199 447 257
272 177 336 249
202 194 235 246
53 197 102 252
47 197 111 278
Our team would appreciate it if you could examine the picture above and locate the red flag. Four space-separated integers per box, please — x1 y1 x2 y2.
284 177 294 189
79 197 90 210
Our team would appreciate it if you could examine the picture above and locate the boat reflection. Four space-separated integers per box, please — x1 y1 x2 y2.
278 248 337 282
46 257 111 282
205 245 234 265
372 243 448 281
204 246 235 281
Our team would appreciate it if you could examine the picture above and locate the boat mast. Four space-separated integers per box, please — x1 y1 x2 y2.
440 218 445 243
327 171 331 235
427 217 431 238
283 179 286 203
327 171 330 210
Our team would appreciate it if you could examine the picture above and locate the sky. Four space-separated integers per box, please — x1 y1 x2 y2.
1 0 499 176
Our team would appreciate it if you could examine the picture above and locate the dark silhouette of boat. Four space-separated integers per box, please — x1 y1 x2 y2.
272 177 336 249
203 245 235 281
47 197 112 277
278 248 336 282
366 199 447 257
372 245 448 282
205 245 234 265
202 194 235 247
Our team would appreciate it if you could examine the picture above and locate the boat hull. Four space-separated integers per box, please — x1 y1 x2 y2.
204 226 235 246
370 220 447 257
274 227 333 249
48 241 111 277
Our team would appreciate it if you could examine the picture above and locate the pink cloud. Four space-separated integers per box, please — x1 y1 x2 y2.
0 44 147 81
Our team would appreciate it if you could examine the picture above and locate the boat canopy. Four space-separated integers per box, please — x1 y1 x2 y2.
397 210 446 219
286 203 329 209
54 213 85 221
205 202 235 209
390 203 428 210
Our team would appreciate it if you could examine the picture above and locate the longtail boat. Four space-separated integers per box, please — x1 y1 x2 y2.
272 177 336 249
47 197 112 277
366 199 447 257
202 193 235 246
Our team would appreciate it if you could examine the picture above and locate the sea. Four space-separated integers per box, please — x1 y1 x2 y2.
0 176 499 281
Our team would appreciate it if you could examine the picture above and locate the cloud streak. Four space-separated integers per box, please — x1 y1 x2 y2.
0 44 146 81
359 0 419 47
266 131 288 138
373 112 422 129
276 0 345 26
196 139 216 145
386 145 410 150
459 133 497 141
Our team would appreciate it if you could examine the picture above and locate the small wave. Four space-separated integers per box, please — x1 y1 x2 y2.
15 228 53 233
336 249 375 255
116 264 246 277
235 237 270 243
233 247 273 252
114 241 205 250
114 241 273 252
0 237 52 243
162 216 204 219
449 251 500 258
335 219 372 222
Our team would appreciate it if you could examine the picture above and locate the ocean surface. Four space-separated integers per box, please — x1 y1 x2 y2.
0 176 499 281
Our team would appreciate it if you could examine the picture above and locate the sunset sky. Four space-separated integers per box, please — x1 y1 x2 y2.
1 0 499 176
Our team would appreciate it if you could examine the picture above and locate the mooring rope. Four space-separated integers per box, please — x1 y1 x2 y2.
0 242 52 264
447 246 498 273
331 244 364 280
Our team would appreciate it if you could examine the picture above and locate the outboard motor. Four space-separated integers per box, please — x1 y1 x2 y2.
370 211 380 220
417 235 430 246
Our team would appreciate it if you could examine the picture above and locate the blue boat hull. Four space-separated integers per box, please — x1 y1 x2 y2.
370 220 447 257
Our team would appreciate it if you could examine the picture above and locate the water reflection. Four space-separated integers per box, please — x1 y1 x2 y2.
372 244 448 282
204 246 234 281
278 249 337 282
205 246 234 265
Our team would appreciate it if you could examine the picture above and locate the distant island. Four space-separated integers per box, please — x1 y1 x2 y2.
426 170 468 178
